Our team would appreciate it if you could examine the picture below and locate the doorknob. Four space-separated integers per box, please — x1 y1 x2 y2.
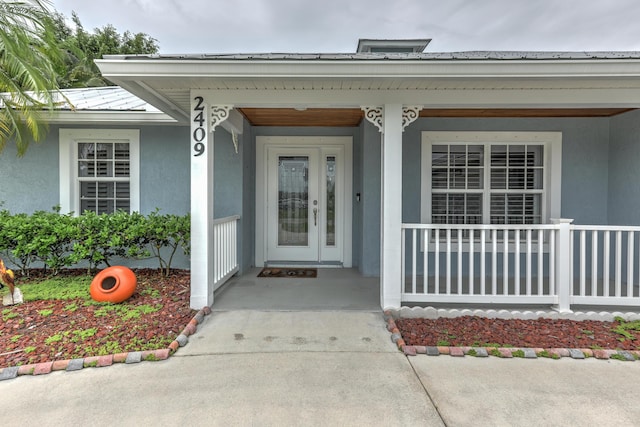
313 208 318 226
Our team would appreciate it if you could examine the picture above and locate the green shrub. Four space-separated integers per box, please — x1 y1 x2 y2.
0 209 190 276
144 210 190 276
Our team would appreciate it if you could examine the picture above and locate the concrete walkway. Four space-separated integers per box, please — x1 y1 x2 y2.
0 311 442 426
2 309 640 425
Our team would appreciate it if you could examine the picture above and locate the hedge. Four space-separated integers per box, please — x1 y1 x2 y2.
0 208 190 276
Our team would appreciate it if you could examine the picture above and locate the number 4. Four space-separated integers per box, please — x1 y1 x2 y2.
193 111 205 127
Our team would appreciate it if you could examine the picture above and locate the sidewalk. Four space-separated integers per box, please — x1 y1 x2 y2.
2 309 639 426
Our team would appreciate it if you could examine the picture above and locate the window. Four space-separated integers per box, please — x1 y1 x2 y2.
60 129 140 215
421 132 561 225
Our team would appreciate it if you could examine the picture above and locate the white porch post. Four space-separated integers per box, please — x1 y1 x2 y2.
381 104 404 309
190 93 214 309
189 92 233 309
552 218 574 313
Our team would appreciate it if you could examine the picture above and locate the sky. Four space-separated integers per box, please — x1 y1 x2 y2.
50 0 640 54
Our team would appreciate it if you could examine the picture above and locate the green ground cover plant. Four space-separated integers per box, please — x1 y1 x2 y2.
0 269 195 368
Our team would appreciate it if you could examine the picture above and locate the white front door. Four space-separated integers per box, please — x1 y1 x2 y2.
257 137 352 266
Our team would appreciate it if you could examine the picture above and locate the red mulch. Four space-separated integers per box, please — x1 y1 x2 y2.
0 269 196 368
396 316 640 350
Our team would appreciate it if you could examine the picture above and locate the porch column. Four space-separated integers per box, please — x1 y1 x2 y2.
190 92 233 309
381 104 404 309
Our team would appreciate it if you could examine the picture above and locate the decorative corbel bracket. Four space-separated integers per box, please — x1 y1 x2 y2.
211 105 233 131
362 105 424 133
361 106 384 133
210 105 241 154
402 105 423 131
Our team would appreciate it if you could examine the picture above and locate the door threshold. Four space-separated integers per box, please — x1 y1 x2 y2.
265 261 343 269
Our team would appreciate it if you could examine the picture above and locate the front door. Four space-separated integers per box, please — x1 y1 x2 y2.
261 139 350 265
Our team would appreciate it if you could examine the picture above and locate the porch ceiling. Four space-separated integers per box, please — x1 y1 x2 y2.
237 107 634 127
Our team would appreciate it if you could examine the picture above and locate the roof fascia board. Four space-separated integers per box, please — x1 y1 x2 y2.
96 58 640 79
196 87 640 109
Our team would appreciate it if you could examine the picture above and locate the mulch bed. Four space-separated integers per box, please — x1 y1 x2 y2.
0 269 196 369
396 316 640 350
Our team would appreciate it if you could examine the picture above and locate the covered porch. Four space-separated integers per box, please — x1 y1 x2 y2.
96 49 640 312
212 268 379 311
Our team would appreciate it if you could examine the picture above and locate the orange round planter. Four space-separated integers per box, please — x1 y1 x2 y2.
90 266 137 303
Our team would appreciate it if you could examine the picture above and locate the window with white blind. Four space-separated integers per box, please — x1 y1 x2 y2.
421 131 561 225
59 129 140 215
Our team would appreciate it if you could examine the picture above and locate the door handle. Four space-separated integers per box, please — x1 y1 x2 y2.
313 208 318 226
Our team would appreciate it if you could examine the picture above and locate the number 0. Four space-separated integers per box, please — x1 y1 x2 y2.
193 127 205 142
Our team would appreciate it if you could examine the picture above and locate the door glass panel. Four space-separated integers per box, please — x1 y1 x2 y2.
278 156 309 246
326 156 336 247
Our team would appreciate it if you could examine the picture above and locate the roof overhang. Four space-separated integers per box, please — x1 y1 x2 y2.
96 56 640 123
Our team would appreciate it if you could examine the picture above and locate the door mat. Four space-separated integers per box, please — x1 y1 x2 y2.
258 267 317 278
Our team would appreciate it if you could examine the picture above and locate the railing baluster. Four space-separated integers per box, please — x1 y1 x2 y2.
503 229 509 296
492 229 497 296
423 229 428 295
615 230 622 297
469 229 475 295
525 229 531 295
446 228 451 295
604 231 610 297
434 230 440 295
480 229 486 295
401 228 406 294
580 230 586 296
412 228 417 295
627 231 634 299
549 230 555 296
592 231 598 297
537 230 543 296
515 229 520 296
457 229 463 295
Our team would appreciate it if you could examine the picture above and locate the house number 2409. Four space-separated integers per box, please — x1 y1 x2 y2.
192 96 206 156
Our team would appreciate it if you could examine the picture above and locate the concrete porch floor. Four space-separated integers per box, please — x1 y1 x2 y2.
212 268 380 311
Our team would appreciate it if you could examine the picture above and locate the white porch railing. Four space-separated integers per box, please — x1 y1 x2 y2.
571 225 640 306
213 215 240 291
401 222 640 310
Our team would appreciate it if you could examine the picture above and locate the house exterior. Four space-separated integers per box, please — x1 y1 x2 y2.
3 39 640 311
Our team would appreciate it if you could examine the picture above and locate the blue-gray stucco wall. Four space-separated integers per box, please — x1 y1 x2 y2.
609 109 640 225
0 130 60 213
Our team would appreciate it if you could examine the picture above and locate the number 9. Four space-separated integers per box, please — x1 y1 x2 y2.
194 142 205 156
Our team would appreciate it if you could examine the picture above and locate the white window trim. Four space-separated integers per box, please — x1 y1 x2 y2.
59 129 140 215
421 131 562 225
